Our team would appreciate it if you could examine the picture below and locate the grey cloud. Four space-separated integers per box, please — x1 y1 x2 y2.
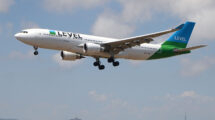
70 118 82 120
21 21 40 29
43 0 215 42
92 0 215 42
85 90 215 120
91 10 135 38
180 56 215 77
43 0 110 13
88 90 107 102
0 0 14 13
8 51 36 60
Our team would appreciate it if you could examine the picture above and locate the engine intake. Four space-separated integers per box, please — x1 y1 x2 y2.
83 43 104 55
61 51 84 61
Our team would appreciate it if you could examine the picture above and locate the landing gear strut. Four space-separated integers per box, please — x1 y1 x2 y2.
33 46 39 55
94 58 105 70
108 57 120 67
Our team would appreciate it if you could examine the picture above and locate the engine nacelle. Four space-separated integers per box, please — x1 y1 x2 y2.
84 43 104 54
61 51 83 61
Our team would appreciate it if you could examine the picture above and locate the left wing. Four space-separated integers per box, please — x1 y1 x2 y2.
102 23 184 54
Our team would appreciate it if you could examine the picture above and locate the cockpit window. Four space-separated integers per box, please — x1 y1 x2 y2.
22 31 28 33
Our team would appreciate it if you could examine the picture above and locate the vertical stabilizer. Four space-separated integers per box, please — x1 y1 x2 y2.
163 21 195 48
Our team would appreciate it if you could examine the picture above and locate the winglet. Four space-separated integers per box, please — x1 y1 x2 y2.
175 23 185 30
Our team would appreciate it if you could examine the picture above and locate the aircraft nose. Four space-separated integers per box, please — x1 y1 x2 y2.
14 33 22 40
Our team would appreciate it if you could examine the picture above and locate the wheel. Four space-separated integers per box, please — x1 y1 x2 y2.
99 65 105 70
113 61 119 66
108 58 114 63
34 51 38 55
93 62 99 66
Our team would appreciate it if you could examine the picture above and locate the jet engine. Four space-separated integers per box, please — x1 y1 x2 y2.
83 43 104 54
61 51 84 61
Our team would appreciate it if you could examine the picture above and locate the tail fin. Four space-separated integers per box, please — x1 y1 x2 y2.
163 21 195 48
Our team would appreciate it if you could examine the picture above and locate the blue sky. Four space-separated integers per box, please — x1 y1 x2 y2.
0 0 215 120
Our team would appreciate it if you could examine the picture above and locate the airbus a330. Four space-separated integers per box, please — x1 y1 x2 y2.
15 21 206 70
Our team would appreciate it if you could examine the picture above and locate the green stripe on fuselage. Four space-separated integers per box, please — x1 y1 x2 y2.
148 42 190 60
162 41 187 48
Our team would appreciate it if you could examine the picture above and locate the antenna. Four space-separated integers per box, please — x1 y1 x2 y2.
185 112 187 120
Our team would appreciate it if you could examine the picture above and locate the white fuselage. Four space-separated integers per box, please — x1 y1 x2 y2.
15 29 161 60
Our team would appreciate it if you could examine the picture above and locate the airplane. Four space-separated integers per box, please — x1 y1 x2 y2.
15 21 206 70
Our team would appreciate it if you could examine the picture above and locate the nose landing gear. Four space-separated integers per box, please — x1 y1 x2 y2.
34 51 38 55
33 46 39 55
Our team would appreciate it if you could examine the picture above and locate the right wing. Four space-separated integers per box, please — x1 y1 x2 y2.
102 23 185 54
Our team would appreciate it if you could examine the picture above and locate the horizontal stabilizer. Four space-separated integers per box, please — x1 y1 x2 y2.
174 45 207 53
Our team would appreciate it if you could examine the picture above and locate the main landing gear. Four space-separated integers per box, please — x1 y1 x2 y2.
108 57 120 67
93 57 120 70
94 58 105 70
33 46 39 55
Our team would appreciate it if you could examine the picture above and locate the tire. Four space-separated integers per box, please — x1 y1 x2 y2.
94 62 99 66
34 51 38 55
108 58 114 63
113 61 119 66
99 65 105 70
